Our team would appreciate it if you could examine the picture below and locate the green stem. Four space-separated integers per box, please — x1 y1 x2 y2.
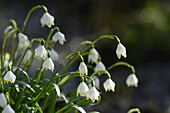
107 61 135 74
35 59 45 84
9 35 16 61
21 5 47 33
127 108 141 113
90 70 111 79
83 75 95 87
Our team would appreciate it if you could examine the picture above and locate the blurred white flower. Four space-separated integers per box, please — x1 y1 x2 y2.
0 93 7 108
3 60 12 68
77 82 89 96
52 32 66 45
50 49 59 61
18 33 30 49
23 50 32 62
40 12 54 28
116 43 127 59
35 45 47 59
94 61 106 74
85 87 100 102
3 71 16 83
103 78 115 92
126 74 138 87
88 48 99 64
2 105 15 113
78 62 88 76
43 58 54 71
4 26 15 37
88 76 100 89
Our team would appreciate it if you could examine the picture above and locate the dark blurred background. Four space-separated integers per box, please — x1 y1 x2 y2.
0 0 170 113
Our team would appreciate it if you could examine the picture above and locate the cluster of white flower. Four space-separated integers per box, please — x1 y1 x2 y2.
77 46 138 102
0 93 15 113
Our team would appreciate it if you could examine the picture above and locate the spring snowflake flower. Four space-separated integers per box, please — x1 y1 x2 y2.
2 105 15 113
40 12 54 28
78 62 88 76
103 78 115 92
50 49 59 61
94 61 106 73
43 58 54 71
3 71 16 83
88 76 100 89
85 87 100 102
116 43 127 59
77 82 89 96
88 48 99 64
18 33 28 42
4 26 15 37
126 74 138 87
52 32 66 45
35 45 47 59
0 93 7 108
18 33 30 49
23 50 32 62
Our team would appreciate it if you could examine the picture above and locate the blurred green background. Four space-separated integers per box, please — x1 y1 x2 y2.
0 0 170 113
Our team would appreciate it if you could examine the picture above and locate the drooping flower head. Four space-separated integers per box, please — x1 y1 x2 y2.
103 78 115 92
2 105 15 113
0 93 7 108
40 12 54 28
43 58 54 71
85 87 100 102
18 33 30 49
78 62 88 76
35 45 47 59
50 49 59 61
116 43 127 59
126 74 138 87
88 76 100 89
77 82 89 96
94 61 106 73
52 32 66 45
3 71 16 83
88 48 99 64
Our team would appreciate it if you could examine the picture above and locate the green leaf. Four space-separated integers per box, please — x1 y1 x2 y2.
5 81 35 93
58 75 70 86
89 111 100 113
21 104 34 113
71 105 86 113
53 83 60 96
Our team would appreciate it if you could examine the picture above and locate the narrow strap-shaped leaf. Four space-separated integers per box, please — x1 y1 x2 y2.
53 83 60 96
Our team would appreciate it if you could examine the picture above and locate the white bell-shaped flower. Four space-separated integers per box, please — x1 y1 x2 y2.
103 78 115 92
4 26 15 37
40 12 54 28
126 74 138 87
94 61 106 73
2 105 15 113
116 43 127 59
3 71 16 83
23 50 32 62
78 62 88 76
88 48 99 64
18 33 28 42
50 49 59 61
77 82 89 96
0 93 7 108
52 32 66 45
19 40 30 49
43 58 54 71
35 45 47 59
85 87 100 102
88 76 100 89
